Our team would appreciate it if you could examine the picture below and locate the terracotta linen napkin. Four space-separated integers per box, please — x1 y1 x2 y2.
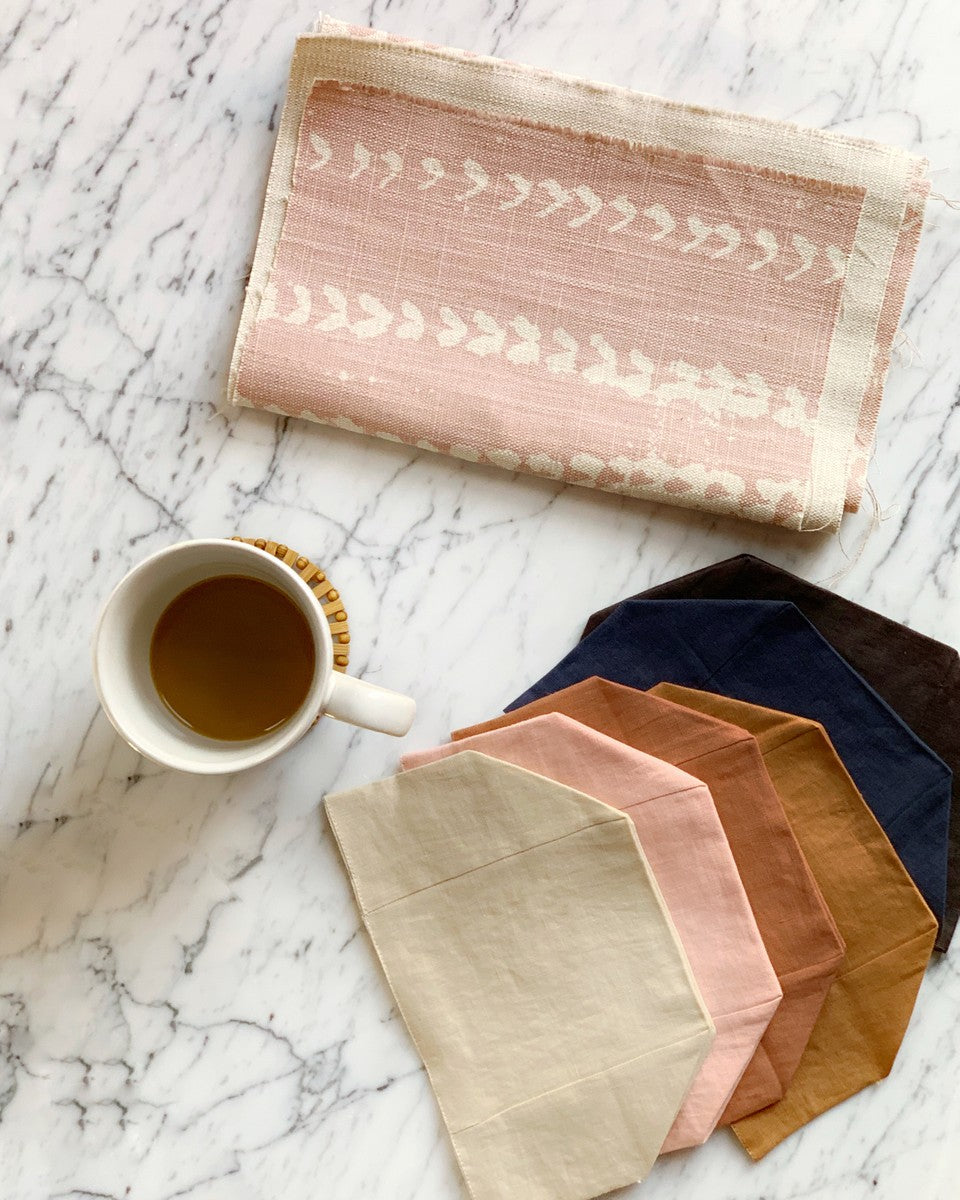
402 713 782 1150
583 552 960 954
509 599 951 933
455 677 845 1124
324 751 715 1200
228 16 928 531
653 684 937 1158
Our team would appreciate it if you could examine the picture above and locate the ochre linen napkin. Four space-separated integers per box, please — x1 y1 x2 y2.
455 677 845 1124
653 684 937 1158
402 713 782 1150
510 600 951 933
228 16 928 530
324 751 715 1200
583 552 960 954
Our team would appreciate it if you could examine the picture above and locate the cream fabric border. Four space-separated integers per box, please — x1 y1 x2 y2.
229 16 925 530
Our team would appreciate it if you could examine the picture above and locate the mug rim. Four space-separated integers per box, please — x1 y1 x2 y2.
92 538 334 774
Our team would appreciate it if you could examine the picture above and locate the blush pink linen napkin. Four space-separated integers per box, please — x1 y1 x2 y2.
229 16 928 530
402 713 783 1151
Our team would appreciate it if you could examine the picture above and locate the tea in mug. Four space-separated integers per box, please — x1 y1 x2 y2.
150 575 316 740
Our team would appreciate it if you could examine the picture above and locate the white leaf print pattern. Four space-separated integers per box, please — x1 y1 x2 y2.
466 311 505 357
283 285 311 325
349 143 371 180
395 301 424 340
825 245 847 283
581 334 621 388
546 328 578 374
536 179 573 218
378 151 403 188
643 203 676 241
748 229 779 270
353 294 393 339
316 285 348 332
569 185 603 228
681 217 740 257
506 316 541 364
307 134 332 171
418 157 444 190
437 306 467 348
455 160 489 201
499 173 532 210
608 196 637 233
785 234 816 280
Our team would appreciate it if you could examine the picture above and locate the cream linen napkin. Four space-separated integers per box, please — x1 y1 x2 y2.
324 751 715 1200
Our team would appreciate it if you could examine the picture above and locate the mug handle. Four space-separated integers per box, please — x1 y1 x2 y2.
324 672 416 737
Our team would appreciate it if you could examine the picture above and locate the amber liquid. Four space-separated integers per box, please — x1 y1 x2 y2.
150 575 316 741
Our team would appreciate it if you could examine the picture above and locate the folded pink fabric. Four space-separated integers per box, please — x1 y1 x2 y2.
230 17 928 530
402 713 783 1151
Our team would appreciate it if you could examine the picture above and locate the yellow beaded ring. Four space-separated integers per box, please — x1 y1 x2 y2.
231 537 350 672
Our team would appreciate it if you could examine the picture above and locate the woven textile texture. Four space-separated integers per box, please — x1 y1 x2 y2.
653 685 936 1159
324 752 714 1200
455 677 845 1125
228 16 928 531
583 553 960 954
402 714 782 1149
509 599 952 933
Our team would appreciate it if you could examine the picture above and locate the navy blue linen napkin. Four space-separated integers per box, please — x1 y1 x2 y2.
509 598 951 932
582 554 960 954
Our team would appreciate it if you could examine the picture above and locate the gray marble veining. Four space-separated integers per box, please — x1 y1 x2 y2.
1 1 959 1197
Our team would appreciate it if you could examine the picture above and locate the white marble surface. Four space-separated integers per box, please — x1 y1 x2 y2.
2 1 959 1197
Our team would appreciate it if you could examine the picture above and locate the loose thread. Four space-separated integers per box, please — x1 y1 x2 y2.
892 329 923 367
929 190 960 210
816 482 882 588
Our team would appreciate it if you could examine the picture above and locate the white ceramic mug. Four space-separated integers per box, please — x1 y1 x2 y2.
92 538 416 773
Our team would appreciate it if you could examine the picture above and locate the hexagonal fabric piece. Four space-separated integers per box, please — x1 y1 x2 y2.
513 599 951 937
325 751 715 1200
653 683 937 1158
583 553 960 954
403 713 782 1150
457 676 845 1124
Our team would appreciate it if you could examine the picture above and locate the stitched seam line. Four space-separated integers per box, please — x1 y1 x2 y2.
745 720 823 758
619 781 712 813
775 950 845 988
710 990 786 1023
450 1025 711 1136
363 815 624 914
695 603 797 693
634 604 792 712
883 773 953 840
837 924 936 980
669 736 754 772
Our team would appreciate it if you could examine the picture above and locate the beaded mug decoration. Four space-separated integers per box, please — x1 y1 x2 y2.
232 536 350 671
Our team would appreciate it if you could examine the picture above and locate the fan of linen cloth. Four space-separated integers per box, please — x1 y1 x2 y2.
509 599 951 933
456 676 846 1124
583 553 960 954
653 684 937 1159
401 713 782 1150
